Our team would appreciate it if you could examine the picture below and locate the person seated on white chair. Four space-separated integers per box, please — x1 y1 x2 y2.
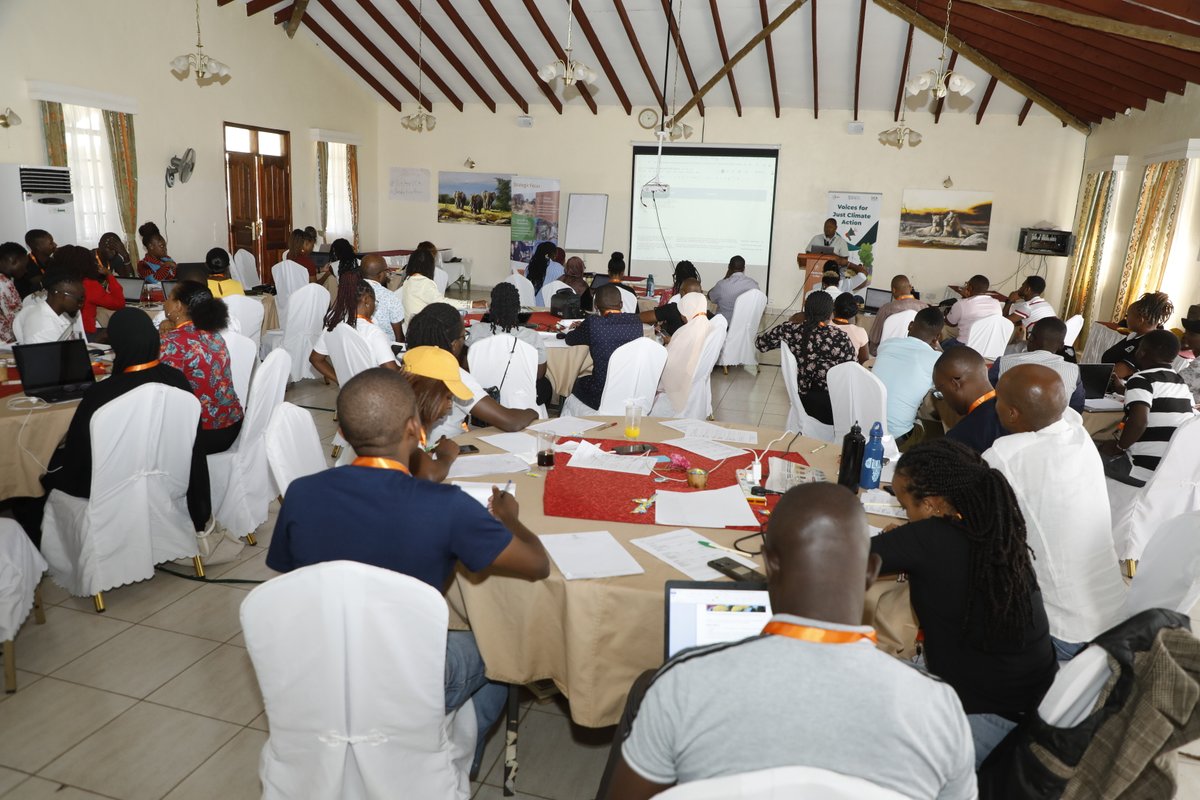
266 368 551 778
708 254 760 323
291 228 330 284
0 241 26 343
831 292 870 364
400 249 484 323
592 252 638 300
988 317 1084 413
204 248 245 298
936 347 1010 454
561 256 593 310
466 283 551 406
639 278 711 341
525 242 563 306
308 270 400 385
360 254 405 343
12 269 83 344
803 270 841 304
872 307 944 452
868 274 929 356
943 274 1003 350
1003 276 1054 333
401 346 474 483
655 293 711 412
17 228 55 297
564 284 643 412
598 483 975 800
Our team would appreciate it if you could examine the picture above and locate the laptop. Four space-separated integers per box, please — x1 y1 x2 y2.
13 339 96 403
809 244 835 255
115 277 146 303
863 287 893 314
1079 364 1116 400
159 280 178 300
664 580 772 661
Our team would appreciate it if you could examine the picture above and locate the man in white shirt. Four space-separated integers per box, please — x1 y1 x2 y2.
805 217 850 264
1003 276 1055 332
13 271 83 344
361 254 404 342
987 364 1126 660
707 255 760 322
988 317 1084 412
944 274 1003 348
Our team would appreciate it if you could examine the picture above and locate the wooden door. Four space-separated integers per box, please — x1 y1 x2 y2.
227 152 258 281
224 124 291 284
259 155 291 269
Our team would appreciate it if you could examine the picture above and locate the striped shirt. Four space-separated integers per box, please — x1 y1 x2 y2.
1124 368 1196 483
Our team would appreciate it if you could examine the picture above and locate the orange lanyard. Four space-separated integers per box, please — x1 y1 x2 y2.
352 456 410 475
356 315 373 323
124 360 159 373
832 317 850 324
762 620 878 644
896 294 915 301
419 430 428 450
967 390 996 415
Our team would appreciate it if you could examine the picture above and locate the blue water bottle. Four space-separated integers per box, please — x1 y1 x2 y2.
646 273 655 297
859 421 884 490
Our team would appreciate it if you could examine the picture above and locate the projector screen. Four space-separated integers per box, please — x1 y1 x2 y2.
629 144 779 292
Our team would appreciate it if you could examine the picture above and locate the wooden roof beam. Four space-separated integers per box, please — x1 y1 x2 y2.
302 14 405 113
853 0 867 120
759 0 782 117
273 4 293 24
873 0 1089 131
1018 98 1033 124
811 0 820 119
317 0 431 110
894 23 913 122
659 0 705 116
476 0 562 113
393 0 497 112
612 0 667 115
966 38 1138 114
707 0 743 116
958 0 1200 50
931 51 957 123
218 0 237 6
569 0 633 114
354 0 464 112
975 75 997 124
436 0 529 113
520 0 597 114
246 0 282 16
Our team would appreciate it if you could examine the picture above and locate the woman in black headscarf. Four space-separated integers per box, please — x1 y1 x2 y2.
524 241 557 295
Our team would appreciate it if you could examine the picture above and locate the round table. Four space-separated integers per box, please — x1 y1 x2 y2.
0 393 78 500
96 294 279 333
445 416 912 728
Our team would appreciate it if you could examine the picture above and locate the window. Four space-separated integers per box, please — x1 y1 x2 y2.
62 103 121 244
325 141 353 242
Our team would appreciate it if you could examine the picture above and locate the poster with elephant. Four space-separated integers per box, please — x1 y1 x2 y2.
437 172 512 225
509 176 561 268
899 189 992 251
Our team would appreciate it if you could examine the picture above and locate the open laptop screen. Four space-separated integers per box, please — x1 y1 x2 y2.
116 277 145 303
13 339 94 394
664 580 772 660
1079 364 1116 400
864 287 892 311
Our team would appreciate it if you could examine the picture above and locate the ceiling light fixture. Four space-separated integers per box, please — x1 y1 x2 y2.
0 107 21 128
401 0 436 132
170 0 230 82
880 78 923 149
668 121 693 141
905 0 974 99
537 0 598 87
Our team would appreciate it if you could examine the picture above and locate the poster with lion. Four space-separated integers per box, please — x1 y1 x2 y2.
899 190 992 251
437 172 512 225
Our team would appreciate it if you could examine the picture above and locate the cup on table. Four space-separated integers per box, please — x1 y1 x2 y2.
536 430 558 468
624 403 642 440
687 468 708 489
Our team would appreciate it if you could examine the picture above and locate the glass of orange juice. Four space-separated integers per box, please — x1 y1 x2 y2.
624 403 642 440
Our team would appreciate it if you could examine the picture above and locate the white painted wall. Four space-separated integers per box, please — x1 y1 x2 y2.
0 0 380 262
375 104 1086 308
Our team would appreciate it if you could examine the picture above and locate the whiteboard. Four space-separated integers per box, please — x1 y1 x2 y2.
564 193 608 252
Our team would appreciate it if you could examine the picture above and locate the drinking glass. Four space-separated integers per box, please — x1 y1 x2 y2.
536 430 557 468
624 404 642 440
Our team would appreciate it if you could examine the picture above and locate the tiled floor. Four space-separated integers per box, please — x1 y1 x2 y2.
5 326 1200 799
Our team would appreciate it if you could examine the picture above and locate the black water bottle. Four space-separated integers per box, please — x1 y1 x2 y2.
837 422 866 490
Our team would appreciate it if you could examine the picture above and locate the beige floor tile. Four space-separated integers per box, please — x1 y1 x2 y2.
226 631 246 647
219 553 282 589
712 409 757 426
140 584 249 642
51 625 218 699
1178 755 1200 799
12 607 131 676
247 711 269 732
57 574 202 623
482 710 613 800
0 766 30 795
0 776 112 800
34 578 70 607
759 412 790 431
40 702 240 800
0 670 43 698
147 644 264 725
0 678 136 773
472 786 544 800
162 727 266 800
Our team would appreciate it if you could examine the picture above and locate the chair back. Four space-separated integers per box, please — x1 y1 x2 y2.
656 765 909 799
272 260 309 317
619 289 638 314
239 349 291 454
241 561 474 800
265 402 327 497
433 266 449 295
327 323 379 385
467 334 544 415
0 518 48 641
828 361 889 441
219 330 258 407
40 384 201 596
1036 646 1113 728
779 346 835 442
224 295 265 349
1110 415 1200 560
1063 314 1084 348
280 284 328 382
652 316 726 419
1081 322 1125 365
1120 511 1200 618
540 280 571 303
598 338 668 415
718 289 768 368
503 273 536 307
966 315 1014 360
233 249 258 287
879 309 918 347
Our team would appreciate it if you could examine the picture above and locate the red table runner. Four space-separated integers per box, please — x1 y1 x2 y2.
465 311 562 331
542 439 809 531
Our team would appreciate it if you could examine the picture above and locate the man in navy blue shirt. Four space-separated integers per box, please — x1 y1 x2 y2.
266 368 550 774
565 283 644 410
935 346 1010 454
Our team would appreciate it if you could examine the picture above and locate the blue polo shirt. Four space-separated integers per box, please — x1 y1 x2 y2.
266 465 513 590
944 396 1010 454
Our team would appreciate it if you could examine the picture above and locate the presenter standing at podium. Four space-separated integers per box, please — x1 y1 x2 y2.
800 218 867 292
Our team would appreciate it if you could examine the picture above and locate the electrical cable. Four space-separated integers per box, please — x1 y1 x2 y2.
155 564 265 585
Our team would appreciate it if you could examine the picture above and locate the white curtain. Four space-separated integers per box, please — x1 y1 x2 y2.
62 103 121 245
325 141 353 243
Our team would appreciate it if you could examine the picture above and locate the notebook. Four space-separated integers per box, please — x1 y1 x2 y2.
115 277 146 303
863 287 892 313
13 339 95 403
1079 364 1116 400
664 580 771 660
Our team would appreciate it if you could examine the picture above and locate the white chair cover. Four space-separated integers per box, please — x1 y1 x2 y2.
779 345 835 442
650 316 728 419
1119 512 1200 619
718 289 768 368
503 273 536 307
207 350 292 539
656 765 909 799
467 334 546 417
1063 314 1084 348
599 338 668 415
265 402 328 498
433 267 450 295
0 519 47 641
241 561 476 800
327 324 379 384
879 309 918 347
219 330 258 407
1109 415 1200 560
41 385 201 597
828 362 890 441
1081 323 1126 365
539 280 572 305
271 283 327 382
272 260 309 319
965 315 1014 360
619 290 638 314
224 295 265 350
233 249 258 288
1036 645 1113 728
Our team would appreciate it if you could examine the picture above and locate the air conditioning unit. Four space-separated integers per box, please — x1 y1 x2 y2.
1018 228 1074 257
0 164 77 246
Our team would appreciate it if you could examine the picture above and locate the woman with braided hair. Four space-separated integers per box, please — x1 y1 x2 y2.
871 438 1056 768
466 282 550 405
1101 291 1174 385
308 268 398 383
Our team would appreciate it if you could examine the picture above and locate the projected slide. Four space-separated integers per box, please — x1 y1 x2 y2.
630 145 779 290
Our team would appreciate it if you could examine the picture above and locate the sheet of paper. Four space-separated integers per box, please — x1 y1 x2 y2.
656 485 759 528
764 457 827 492
630 528 758 580
861 488 907 519
660 419 758 445
1085 397 1124 412
566 440 656 475
539 332 570 348
540 531 645 580
451 481 517 508
661 437 747 460
869 525 884 538
446 454 530 480
529 416 607 437
479 432 539 462
388 166 430 202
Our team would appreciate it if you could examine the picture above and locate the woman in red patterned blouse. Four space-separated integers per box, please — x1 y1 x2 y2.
136 221 178 282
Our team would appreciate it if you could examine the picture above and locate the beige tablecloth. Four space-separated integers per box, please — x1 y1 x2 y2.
0 393 77 499
544 345 592 399
446 416 911 728
1082 409 1123 438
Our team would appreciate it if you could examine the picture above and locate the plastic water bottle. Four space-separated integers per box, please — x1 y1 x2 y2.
837 422 865 490
859 422 884 490
646 273 655 297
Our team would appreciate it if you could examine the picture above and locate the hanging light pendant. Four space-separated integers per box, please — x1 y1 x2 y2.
904 0 974 99
170 0 230 82
537 0 598 87
401 0 436 132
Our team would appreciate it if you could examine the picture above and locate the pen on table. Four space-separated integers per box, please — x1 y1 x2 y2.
810 444 827 454
698 540 742 557
594 422 617 432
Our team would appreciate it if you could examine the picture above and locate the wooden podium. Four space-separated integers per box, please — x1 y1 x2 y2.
798 252 837 294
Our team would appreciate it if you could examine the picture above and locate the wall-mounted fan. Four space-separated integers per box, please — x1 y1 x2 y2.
165 148 196 187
